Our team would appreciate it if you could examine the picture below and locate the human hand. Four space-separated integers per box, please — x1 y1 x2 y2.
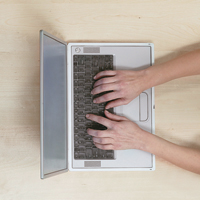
91 70 148 109
86 110 151 150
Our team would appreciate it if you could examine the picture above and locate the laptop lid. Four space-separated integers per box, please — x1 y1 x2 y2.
40 30 68 179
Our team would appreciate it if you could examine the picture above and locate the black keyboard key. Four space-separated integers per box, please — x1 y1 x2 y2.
85 141 93 148
86 148 93 159
106 152 114 159
79 146 86 152
74 152 79 158
74 134 79 141
78 65 85 72
99 150 107 158
74 73 78 79
79 153 86 159
78 73 85 79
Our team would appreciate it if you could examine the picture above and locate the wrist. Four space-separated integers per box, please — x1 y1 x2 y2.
131 69 154 93
139 131 160 154
143 65 163 89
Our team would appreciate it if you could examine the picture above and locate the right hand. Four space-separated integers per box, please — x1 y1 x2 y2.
86 110 151 151
91 70 149 109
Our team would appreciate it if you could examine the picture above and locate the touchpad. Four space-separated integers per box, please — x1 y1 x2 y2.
115 92 148 122
115 96 139 121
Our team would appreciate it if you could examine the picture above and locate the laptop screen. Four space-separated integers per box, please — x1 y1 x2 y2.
40 31 67 178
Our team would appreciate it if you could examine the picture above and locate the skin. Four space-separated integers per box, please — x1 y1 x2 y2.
86 49 200 174
91 70 147 109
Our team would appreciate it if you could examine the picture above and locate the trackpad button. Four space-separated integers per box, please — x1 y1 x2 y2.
139 92 148 121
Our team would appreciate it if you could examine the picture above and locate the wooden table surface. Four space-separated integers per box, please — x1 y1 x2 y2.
0 0 200 199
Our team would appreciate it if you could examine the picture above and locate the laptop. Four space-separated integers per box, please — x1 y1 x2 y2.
40 30 155 179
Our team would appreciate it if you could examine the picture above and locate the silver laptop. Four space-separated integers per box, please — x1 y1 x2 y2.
40 30 155 179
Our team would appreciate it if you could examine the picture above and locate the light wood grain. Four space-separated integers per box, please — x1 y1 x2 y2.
0 0 200 199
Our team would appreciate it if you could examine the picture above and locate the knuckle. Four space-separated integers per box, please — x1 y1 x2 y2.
113 144 120 150
102 138 107 144
95 130 100 137
101 78 105 84
98 117 104 125
92 137 96 142
99 138 103 143
104 94 110 101
99 95 105 102
121 98 128 104
98 131 103 137
92 88 97 94
110 130 115 136
110 138 115 144
112 144 117 150
105 138 111 144
119 81 124 89
87 129 92 135
119 90 125 97
117 82 122 89
95 80 100 86
110 121 115 129
113 122 122 130
99 85 103 91
101 84 106 91
124 99 129 105
113 123 119 130
95 97 100 103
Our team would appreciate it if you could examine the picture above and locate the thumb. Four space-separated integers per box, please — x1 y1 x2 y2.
104 110 127 122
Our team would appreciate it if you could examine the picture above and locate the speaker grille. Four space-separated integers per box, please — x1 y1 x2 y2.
83 47 100 53
84 161 101 167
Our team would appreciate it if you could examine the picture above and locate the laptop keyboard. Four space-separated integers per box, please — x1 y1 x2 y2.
73 55 114 160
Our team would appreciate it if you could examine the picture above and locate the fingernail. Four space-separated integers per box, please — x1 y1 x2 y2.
94 76 96 79
93 99 96 103
86 114 90 118
91 91 93 94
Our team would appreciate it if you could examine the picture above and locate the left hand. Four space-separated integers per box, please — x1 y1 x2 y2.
86 110 151 150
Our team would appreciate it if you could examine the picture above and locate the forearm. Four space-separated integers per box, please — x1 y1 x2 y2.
143 133 200 174
144 49 200 88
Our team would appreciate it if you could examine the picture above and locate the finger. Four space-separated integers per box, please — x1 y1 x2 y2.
91 82 118 95
94 70 116 80
93 77 117 88
93 137 114 144
87 128 113 137
86 114 113 128
93 91 121 104
105 98 128 109
104 110 127 121
93 142 114 150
